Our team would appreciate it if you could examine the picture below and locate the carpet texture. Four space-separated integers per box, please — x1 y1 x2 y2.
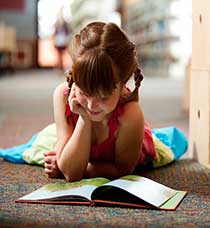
0 159 210 228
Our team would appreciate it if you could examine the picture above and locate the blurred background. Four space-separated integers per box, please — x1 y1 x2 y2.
0 0 191 152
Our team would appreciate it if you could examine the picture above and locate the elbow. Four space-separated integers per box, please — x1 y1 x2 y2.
65 174 82 182
61 168 83 182
61 173 83 183
56 156 83 182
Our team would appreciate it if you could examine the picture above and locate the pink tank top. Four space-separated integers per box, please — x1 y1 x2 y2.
64 90 157 167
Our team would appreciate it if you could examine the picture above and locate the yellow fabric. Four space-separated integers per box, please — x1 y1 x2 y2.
22 123 57 166
22 123 174 168
152 135 174 168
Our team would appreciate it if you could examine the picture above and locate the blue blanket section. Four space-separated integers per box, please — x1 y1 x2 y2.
0 127 188 164
152 127 188 160
0 133 38 164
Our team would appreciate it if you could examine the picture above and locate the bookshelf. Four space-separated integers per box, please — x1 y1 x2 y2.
123 0 180 77
71 0 119 33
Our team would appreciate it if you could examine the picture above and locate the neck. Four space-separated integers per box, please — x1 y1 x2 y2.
92 115 109 127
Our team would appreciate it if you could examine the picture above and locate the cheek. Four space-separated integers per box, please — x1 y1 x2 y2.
75 92 86 106
110 99 119 109
78 97 86 106
103 97 119 111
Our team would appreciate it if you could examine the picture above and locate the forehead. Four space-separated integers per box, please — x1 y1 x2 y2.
72 52 121 97
76 83 121 97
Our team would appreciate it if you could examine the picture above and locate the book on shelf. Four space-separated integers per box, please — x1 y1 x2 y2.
16 175 187 210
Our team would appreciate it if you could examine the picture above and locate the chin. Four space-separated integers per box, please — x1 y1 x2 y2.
89 116 104 122
88 113 105 122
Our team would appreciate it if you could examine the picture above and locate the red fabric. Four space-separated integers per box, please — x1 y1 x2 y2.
65 102 156 167
64 87 156 166
138 122 157 165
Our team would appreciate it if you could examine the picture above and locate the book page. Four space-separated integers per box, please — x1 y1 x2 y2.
98 175 178 207
18 177 109 202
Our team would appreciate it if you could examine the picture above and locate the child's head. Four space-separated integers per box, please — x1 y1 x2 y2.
67 22 143 102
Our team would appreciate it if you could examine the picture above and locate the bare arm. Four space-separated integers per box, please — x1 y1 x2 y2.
57 115 91 181
53 83 74 155
44 83 73 178
115 102 144 175
54 83 92 182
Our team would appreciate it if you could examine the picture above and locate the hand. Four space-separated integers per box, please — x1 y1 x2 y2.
68 83 88 118
44 151 63 178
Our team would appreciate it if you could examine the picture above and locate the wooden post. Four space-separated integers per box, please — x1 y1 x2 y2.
183 58 191 113
190 0 210 166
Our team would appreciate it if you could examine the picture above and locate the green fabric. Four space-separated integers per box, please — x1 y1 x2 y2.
22 123 174 168
152 135 174 168
22 123 57 166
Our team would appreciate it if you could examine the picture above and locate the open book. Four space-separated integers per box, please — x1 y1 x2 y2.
16 175 187 210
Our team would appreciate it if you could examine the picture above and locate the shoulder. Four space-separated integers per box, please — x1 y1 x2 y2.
53 82 69 102
54 82 69 95
119 101 144 127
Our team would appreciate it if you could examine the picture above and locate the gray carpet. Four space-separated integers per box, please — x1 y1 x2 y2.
0 159 210 228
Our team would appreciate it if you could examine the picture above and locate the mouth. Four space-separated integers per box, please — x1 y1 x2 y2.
86 108 102 116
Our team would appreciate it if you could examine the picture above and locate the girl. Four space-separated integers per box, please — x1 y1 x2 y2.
43 22 163 181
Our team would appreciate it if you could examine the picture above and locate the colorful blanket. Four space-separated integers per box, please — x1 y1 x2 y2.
0 123 188 168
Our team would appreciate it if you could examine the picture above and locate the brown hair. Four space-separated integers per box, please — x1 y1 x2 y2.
66 22 143 101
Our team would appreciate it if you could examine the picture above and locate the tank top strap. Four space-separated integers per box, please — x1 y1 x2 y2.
107 86 130 139
107 103 124 139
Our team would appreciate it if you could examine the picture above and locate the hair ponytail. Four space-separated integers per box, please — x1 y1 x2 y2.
67 22 144 102
134 67 144 89
121 66 144 103
65 69 74 90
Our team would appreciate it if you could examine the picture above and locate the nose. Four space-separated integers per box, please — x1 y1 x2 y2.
87 97 99 111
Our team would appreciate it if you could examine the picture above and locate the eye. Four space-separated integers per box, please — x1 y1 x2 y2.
100 96 109 101
79 90 88 97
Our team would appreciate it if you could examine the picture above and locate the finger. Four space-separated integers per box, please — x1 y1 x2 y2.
44 156 56 164
44 156 51 163
43 151 49 156
44 151 56 156
45 161 58 171
70 98 79 109
44 162 52 169
69 84 76 99
45 170 59 178
44 167 53 174
71 82 76 91
69 98 80 113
